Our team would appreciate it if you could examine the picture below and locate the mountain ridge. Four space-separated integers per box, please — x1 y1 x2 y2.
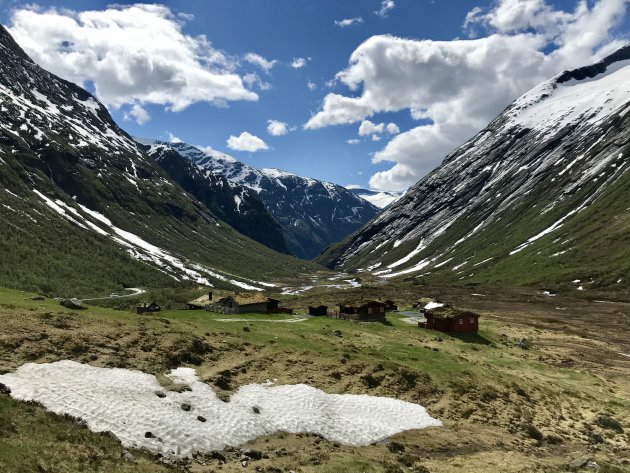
140 139 380 259
319 46 630 291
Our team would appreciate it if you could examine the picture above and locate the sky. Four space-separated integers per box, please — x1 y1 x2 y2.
1 0 629 191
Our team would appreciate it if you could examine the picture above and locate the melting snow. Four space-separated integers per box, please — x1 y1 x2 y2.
0 361 441 458
424 301 444 310
507 60 630 133
387 239 426 269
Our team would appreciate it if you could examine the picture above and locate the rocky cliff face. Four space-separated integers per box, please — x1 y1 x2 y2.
320 47 630 290
142 140 380 259
0 25 315 296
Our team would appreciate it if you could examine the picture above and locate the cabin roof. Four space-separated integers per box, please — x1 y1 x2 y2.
340 299 385 308
427 307 479 320
230 293 272 305
190 294 211 305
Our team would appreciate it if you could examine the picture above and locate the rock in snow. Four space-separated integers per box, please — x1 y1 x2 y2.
0 360 441 458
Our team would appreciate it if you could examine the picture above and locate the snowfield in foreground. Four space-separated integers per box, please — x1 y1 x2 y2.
0 361 441 458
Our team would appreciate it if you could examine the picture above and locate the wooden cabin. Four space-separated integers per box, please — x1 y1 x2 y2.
337 300 386 321
136 302 161 315
308 305 328 316
206 293 291 315
420 307 479 333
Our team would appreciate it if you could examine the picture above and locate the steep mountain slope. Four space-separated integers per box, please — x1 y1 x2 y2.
137 140 288 254
0 25 316 296
141 140 380 259
320 47 630 291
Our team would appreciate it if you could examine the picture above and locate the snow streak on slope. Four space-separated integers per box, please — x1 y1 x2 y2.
32 190 267 290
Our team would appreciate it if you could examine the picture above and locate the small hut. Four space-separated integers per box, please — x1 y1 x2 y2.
206 293 290 315
420 307 479 333
337 300 386 321
308 305 328 316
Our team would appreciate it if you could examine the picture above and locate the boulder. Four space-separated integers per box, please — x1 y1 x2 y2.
59 298 87 310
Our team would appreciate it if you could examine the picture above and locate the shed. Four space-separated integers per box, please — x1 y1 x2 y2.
308 305 328 316
136 302 161 315
338 300 386 321
206 293 290 315
420 307 479 333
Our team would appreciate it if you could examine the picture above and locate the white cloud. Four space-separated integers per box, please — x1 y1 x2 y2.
346 139 361 145
8 4 258 112
291 57 308 69
244 52 277 72
335 17 364 27
167 132 182 143
359 120 385 136
306 0 628 190
243 73 272 91
371 134 382 142
227 132 269 152
375 0 396 18
267 120 291 136
386 122 400 134
307 81 317 91
346 184 362 189
123 104 150 125
358 120 399 137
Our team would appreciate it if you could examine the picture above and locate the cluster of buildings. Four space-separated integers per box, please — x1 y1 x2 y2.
183 292 480 334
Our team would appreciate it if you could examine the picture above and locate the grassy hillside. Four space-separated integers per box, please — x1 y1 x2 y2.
0 286 628 472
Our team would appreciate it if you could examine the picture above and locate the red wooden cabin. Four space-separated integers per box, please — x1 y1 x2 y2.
420 307 479 333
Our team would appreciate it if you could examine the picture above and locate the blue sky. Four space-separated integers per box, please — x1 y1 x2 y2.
2 0 629 190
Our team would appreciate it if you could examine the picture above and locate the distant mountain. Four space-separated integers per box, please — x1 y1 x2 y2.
347 188 403 209
320 47 630 291
137 140 289 254
0 25 316 296
140 140 380 259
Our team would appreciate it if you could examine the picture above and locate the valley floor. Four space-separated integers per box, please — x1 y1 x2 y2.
0 285 628 472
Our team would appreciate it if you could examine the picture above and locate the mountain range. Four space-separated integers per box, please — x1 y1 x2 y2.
1 19 628 296
320 46 630 292
140 140 379 259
